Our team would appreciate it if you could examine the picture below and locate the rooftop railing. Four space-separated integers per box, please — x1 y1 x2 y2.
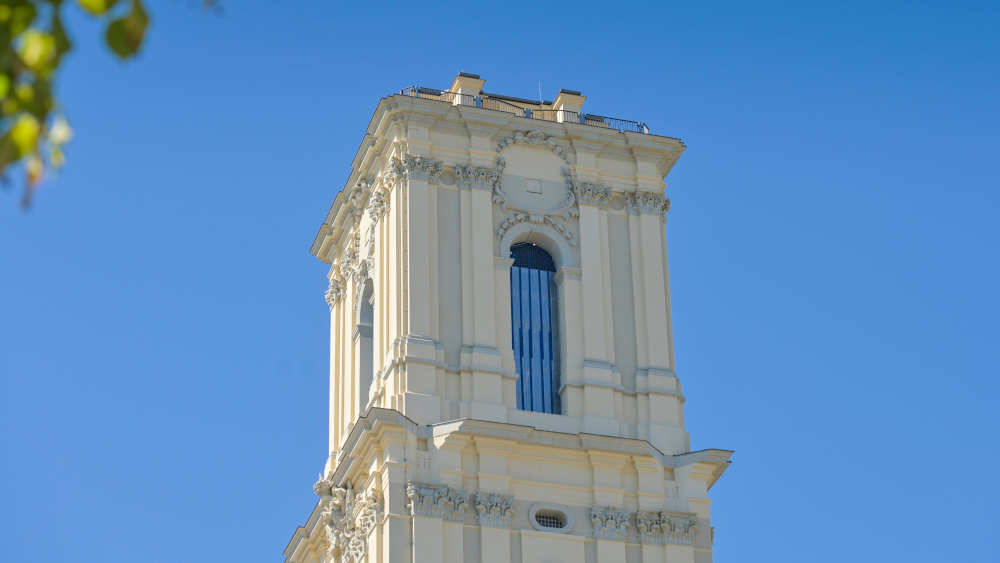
398 86 650 134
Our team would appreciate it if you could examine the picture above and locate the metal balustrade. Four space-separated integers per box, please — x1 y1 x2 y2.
399 86 650 134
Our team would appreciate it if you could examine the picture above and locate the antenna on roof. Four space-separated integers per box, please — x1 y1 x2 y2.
538 81 543 103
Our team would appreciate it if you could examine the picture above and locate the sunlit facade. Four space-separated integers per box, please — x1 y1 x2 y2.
285 73 732 563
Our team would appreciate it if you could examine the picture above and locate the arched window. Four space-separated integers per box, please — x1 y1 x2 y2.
510 242 561 414
357 279 374 414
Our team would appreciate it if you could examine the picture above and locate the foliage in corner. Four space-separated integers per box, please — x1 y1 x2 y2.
2 0 149 207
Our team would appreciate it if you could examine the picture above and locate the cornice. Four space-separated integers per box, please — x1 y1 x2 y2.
311 94 685 263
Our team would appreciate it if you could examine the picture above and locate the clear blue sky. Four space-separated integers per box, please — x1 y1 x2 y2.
3 1 998 561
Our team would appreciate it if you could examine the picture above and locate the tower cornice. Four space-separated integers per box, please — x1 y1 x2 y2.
310 94 684 263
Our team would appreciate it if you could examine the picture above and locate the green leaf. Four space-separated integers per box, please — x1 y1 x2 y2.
2 3 38 37
105 0 148 59
19 29 57 75
9 113 40 156
77 0 119 16
51 12 73 58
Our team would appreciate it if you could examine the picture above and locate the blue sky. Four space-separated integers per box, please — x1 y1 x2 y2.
2 1 998 561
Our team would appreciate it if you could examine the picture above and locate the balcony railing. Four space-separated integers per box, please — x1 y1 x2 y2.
398 86 650 134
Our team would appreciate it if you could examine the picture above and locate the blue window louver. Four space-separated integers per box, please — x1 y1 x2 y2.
510 243 560 414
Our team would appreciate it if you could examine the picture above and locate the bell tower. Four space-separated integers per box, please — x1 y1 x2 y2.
285 73 732 563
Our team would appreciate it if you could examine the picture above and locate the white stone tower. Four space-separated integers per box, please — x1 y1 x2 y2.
285 73 732 563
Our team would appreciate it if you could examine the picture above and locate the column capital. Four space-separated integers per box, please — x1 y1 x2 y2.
473 491 514 528
405 482 469 522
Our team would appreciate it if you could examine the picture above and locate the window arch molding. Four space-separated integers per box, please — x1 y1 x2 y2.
498 221 576 270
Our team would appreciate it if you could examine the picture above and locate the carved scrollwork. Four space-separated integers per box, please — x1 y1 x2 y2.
496 131 573 166
591 506 630 540
473 491 514 528
316 480 383 563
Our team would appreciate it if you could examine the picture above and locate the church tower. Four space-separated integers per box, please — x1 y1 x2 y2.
285 73 732 563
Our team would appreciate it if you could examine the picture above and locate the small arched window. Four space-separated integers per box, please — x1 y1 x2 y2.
510 242 561 414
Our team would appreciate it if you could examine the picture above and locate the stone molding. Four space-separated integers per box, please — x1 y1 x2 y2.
313 479 383 563
474 491 514 528
591 506 630 540
496 212 577 248
636 510 697 545
405 482 469 522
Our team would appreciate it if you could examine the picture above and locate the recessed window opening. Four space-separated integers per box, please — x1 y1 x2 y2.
358 279 374 414
510 242 560 414
534 509 567 529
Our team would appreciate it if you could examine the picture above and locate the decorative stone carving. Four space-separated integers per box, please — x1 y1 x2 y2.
337 230 361 282
455 164 500 191
495 212 576 247
406 482 470 522
351 259 371 308
664 514 697 544
314 480 383 563
313 474 337 497
496 131 573 166
390 154 442 183
591 506 630 540
494 158 577 215
473 491 514 528
626 191 670 217
492 157 507 204
348 179 373 223
573 182 611 207
636 510 698 545
366 185 389 223
365 222 377 258
324 277 344 309
636 510 664 544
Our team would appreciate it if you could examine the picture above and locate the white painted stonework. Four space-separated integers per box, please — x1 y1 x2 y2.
286 74 732 563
